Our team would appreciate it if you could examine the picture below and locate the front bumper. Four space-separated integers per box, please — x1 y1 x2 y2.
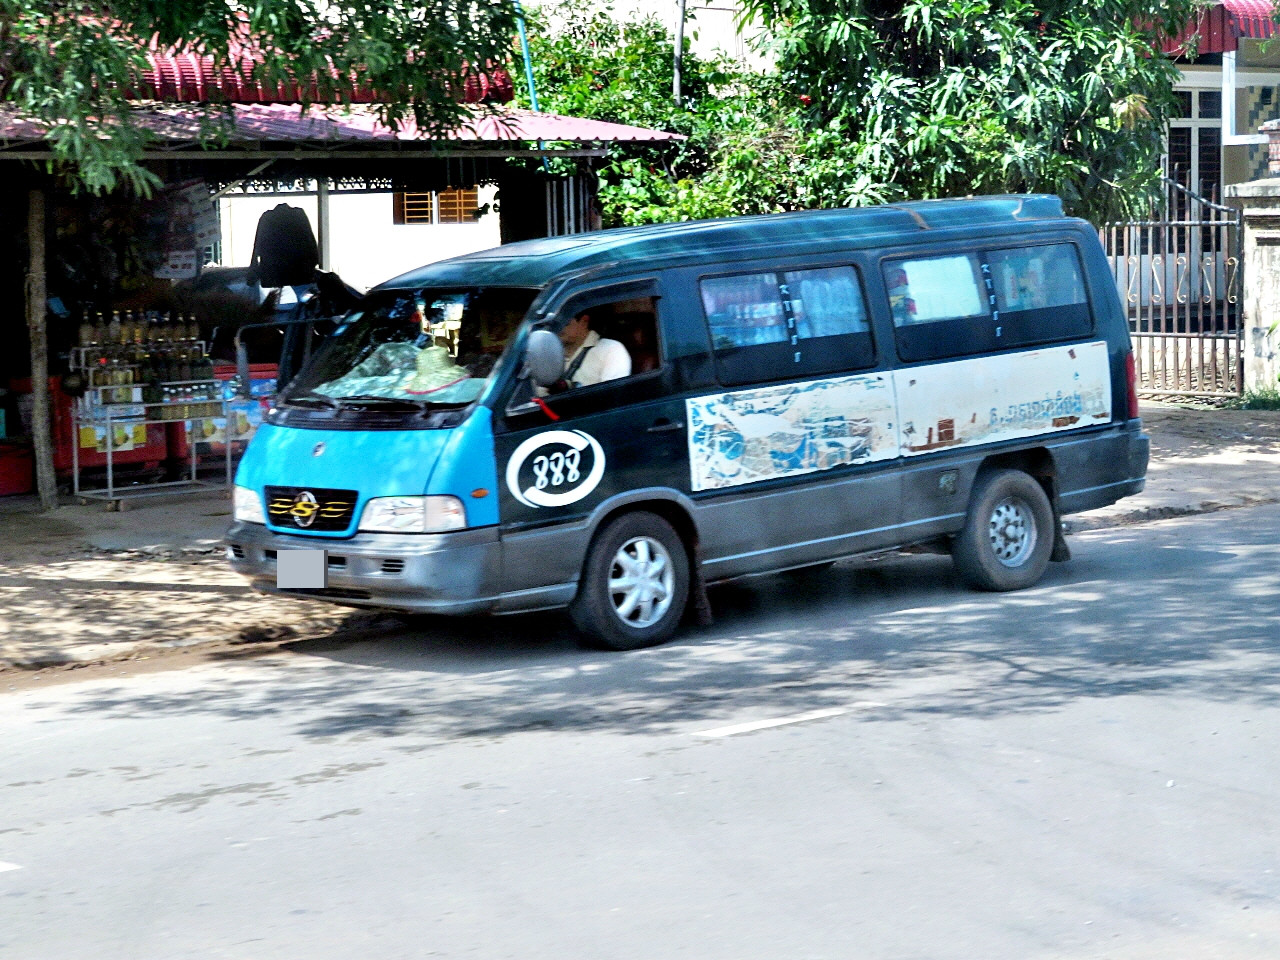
225 521 504 614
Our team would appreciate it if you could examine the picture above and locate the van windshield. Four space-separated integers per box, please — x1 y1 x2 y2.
284 286 538 408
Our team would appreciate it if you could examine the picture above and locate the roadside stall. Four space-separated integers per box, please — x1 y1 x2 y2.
1 62 682 508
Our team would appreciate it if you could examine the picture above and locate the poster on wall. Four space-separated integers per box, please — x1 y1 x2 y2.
154 179 219 279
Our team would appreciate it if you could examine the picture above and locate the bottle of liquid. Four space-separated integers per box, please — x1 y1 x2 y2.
78 312 95 349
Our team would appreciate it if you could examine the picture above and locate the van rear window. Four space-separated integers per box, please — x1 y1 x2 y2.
886 243 1093 362
700 266 875 385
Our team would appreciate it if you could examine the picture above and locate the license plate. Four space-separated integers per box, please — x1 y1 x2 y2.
276 549 327 589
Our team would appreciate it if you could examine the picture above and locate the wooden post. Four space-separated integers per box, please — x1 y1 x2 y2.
25 188 57 511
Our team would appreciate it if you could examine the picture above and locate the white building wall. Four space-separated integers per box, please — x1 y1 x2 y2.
217 186 502 292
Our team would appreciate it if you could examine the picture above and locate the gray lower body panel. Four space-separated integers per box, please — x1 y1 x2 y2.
225 522 574 615
226 423 1148 616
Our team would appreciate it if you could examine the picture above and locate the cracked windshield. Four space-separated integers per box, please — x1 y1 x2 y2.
287 287 537 406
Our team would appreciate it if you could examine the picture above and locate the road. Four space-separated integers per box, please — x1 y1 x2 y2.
2 504 1279 959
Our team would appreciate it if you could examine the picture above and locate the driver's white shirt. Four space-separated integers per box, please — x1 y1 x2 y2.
566 330 631 386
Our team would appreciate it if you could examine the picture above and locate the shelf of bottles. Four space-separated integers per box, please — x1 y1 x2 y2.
69 309 234 502
73 310 222 418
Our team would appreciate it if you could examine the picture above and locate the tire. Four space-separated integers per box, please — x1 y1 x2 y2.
951 469 1054 592
570 512 691 651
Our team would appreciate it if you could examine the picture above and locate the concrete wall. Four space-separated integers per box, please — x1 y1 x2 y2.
1225 178 1280 392
217 186 502 292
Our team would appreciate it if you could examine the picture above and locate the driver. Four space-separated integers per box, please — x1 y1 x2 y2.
558 311 631 388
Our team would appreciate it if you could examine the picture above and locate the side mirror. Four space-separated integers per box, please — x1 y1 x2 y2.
523 329 565 389
234 337 252 400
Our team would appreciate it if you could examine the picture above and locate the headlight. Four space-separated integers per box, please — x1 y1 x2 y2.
233 486 266 524
358 496 466 533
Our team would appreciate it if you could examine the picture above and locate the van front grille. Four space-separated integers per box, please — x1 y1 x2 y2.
265 486 358 533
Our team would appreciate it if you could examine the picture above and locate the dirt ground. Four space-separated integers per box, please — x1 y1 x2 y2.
1140 403 1280 458
2 403 1278 679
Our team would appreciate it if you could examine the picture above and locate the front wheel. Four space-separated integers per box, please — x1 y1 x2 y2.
570 512 690 650
951 469 1054 591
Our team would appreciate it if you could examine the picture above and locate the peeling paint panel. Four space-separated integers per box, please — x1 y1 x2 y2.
687 374 898 492
894 340 1112 457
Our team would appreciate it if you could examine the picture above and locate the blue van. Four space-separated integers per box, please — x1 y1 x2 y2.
227 196 1148 649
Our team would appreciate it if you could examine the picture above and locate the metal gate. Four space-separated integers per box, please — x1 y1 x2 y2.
1101 178 1243 397
545 175 601 236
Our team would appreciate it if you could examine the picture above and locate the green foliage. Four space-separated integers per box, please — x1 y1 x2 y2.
521 0 1203 225
516 2 838 226
737 0 1205 222
1235 386 1280 410
0 0 518 195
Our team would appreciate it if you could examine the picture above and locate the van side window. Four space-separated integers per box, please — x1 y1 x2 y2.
885 253 992 362
700 266 875 386
701 273 787 349
986 243 1092 346
887 246 1095 363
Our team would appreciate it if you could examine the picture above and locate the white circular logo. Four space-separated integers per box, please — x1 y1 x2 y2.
505 429 606 508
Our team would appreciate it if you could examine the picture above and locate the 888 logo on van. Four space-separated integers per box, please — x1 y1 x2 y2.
505 430 607 508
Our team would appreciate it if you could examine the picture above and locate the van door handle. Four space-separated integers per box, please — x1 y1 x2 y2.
647 418 681 433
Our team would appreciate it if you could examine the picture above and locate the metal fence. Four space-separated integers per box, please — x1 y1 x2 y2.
1101 179 1243 398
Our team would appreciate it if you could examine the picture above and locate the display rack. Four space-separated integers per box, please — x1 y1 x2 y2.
69 344 238 508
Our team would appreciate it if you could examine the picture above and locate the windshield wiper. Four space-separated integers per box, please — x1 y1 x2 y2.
334 394 427 410
284 390 342 410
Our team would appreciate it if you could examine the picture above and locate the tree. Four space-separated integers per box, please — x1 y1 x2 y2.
736 0 1205 222
0 0 518 194
522 0 1206 225
515 2 811 226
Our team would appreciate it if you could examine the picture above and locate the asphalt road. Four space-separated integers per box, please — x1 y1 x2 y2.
2 504 1279 959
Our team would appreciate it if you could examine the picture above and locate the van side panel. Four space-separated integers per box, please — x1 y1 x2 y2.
683 369 904 578
695 463 904 579
894 341 1112 458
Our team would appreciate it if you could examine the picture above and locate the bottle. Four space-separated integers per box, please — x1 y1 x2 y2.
107 311 122 347
178 345 192 382
78 312 95 349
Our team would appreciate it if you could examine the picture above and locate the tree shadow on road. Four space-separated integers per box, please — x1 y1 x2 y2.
45 509 1280 743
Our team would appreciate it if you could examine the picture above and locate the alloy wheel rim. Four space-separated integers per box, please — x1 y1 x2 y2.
608 536 675 629
988 496 1036 567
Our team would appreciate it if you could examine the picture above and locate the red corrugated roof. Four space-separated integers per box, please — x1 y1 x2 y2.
137 52 513 104
1161 0 1277 55
0 103 682 146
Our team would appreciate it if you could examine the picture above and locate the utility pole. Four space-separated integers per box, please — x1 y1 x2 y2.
674 0 687 104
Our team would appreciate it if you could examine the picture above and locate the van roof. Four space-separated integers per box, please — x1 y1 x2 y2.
374 194 1070 292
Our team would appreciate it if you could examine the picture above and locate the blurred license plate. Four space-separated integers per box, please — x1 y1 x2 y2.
276 549 327 589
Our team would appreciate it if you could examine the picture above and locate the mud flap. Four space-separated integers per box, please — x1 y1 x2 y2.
1049 488 1071 562
689 541 714 626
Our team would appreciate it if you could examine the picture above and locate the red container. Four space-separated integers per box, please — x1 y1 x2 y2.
168 363 279 461
0 442 34 496
9 377 166 476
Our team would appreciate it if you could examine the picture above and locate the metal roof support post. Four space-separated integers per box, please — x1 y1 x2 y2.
317 177 332 270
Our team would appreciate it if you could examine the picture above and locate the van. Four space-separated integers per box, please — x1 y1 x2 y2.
226 195 1148 649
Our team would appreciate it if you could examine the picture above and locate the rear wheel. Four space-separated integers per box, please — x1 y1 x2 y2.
571 512 690 650
951 469 1054 591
